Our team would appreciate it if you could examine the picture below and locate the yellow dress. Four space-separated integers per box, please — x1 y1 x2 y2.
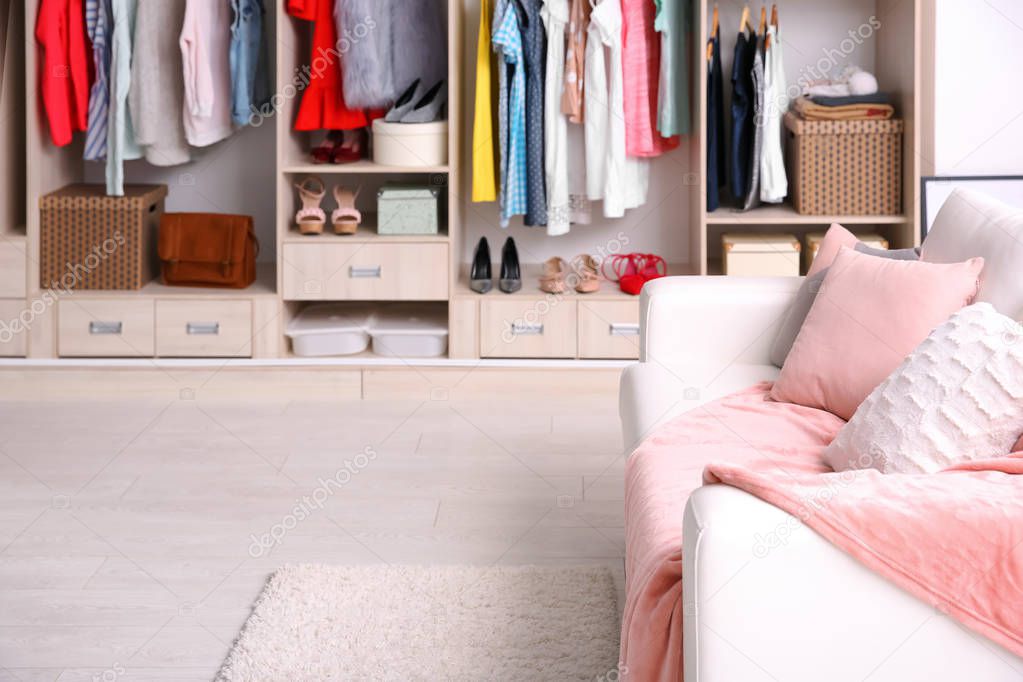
471 0 498 202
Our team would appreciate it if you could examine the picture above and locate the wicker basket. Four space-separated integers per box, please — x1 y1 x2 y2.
39 184 167 290
784 112 903 216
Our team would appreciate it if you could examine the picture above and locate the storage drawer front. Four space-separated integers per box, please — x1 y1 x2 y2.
282 243 448 301
480 300 577 358
0 300 27 357
0 242 26 297
156 300 252 357
578 300 641 359
58 299 154 357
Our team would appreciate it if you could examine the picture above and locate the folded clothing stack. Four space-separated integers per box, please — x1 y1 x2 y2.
793 93 894 121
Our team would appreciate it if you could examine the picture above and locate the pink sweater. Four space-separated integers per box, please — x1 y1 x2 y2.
179 0 234 147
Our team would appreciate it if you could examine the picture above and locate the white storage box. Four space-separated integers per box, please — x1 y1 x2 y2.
370 307 448 358
722 233 801 277
371 119 447 168
286 304 374 357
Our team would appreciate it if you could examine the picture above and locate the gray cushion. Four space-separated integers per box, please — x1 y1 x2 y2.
769 242 920 368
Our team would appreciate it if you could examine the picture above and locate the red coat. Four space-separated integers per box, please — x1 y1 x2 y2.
36 0 93 147
287 0 383 130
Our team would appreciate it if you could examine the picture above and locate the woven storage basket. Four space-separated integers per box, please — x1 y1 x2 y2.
784 112 903 216
39 184 167 290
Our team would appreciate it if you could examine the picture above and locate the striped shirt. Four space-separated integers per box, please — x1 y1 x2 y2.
84 0 111 161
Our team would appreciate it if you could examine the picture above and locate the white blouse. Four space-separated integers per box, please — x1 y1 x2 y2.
587 0 648 218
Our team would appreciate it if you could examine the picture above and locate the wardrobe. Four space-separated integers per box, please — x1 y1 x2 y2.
3 0 931 365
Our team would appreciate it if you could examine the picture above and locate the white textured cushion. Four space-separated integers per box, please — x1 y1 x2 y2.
824 303 1023 474
922 188 1023 319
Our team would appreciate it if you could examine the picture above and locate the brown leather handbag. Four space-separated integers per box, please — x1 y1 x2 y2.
158 213 259 288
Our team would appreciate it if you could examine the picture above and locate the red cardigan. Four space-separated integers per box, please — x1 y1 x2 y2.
36 0 93 147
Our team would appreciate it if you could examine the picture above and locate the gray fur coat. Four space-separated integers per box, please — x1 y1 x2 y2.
334 0 447 109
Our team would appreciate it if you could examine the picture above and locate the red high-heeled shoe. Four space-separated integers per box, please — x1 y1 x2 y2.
603 253 667 295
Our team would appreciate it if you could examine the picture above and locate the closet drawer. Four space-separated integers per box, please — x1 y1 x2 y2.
578 300 641 359
281 243 448 301
480 299 577 358
0 242 26 298
0 300 27 357
156 300 252 357
58 299 154 357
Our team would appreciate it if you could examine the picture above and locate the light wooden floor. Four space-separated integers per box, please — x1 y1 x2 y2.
0 374 626 681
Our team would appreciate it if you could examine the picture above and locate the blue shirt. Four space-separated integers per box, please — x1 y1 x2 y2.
84 0 111 161
492 1 528 226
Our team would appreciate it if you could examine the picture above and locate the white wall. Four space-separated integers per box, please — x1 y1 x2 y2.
933 0 1023 175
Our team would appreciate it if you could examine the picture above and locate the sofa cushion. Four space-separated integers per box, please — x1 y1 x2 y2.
771 246 984 420
806 223 858 277
824 303 1023 473
769 241 920 368
922 188 1023 319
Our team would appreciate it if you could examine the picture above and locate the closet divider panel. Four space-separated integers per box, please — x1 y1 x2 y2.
25 0 84 358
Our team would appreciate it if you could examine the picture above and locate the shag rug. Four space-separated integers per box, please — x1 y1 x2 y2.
217 564 621 681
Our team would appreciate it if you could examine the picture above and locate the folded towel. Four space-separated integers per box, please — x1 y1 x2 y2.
793 96 894 121
810 93 892 107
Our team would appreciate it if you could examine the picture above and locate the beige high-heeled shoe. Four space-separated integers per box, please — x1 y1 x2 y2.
332 185 362 235
539 257 568 294
294 177 326 235
571 254 600 293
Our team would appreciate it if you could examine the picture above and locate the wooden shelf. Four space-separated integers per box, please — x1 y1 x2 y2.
281 222 448 244
67 264 277 299
282 160 450 175
706 204 910 226
452 263 693 300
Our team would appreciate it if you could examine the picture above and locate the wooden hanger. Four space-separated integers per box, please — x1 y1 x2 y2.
765 4 778 50
711 4 719 37
739 5 752 35
759 6 767 34
706 40 714 63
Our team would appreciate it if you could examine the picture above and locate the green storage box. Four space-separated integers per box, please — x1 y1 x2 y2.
377 184 440 235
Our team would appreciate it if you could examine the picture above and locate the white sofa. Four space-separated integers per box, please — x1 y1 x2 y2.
620 275 1023 682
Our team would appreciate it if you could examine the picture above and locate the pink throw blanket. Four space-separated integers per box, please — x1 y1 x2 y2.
620 383 1023 681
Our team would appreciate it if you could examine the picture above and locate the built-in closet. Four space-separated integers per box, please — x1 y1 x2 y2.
6 0 929 364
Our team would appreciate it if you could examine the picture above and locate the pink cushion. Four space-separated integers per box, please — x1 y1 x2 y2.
771 247 984 420
807 223 859 277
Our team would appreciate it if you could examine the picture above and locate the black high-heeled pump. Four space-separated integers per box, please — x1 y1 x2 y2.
500 237 522 293
470 237 492 294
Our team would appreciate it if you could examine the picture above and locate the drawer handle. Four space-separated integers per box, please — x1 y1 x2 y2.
511 322 544 336
350 266 382 279
89 321 122 335
186 322 220 336
610 322 640 336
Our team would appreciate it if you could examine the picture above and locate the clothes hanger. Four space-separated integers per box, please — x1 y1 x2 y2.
759 6 767 34
765 3 777 49
766 4 778 49
739 5 753 36
711 4 719 37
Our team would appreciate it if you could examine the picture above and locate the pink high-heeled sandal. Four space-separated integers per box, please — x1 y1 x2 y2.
331 186 362 235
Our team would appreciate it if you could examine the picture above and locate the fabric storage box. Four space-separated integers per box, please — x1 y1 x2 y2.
784 112 903 216
371 119 447 168
40 183 166 290
286 304 375 356
722 233 801 277
377 184 440 235
370 306 448 358
805 232 889 272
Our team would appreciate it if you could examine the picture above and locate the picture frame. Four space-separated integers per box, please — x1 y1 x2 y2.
921 175 1023 240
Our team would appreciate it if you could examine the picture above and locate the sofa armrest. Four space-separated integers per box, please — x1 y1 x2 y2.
683 486 1023 682
640 276 800 380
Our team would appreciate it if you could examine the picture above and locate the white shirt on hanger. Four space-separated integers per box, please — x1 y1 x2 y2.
760 24 788 203
588 0 648 218
542 0 572 236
